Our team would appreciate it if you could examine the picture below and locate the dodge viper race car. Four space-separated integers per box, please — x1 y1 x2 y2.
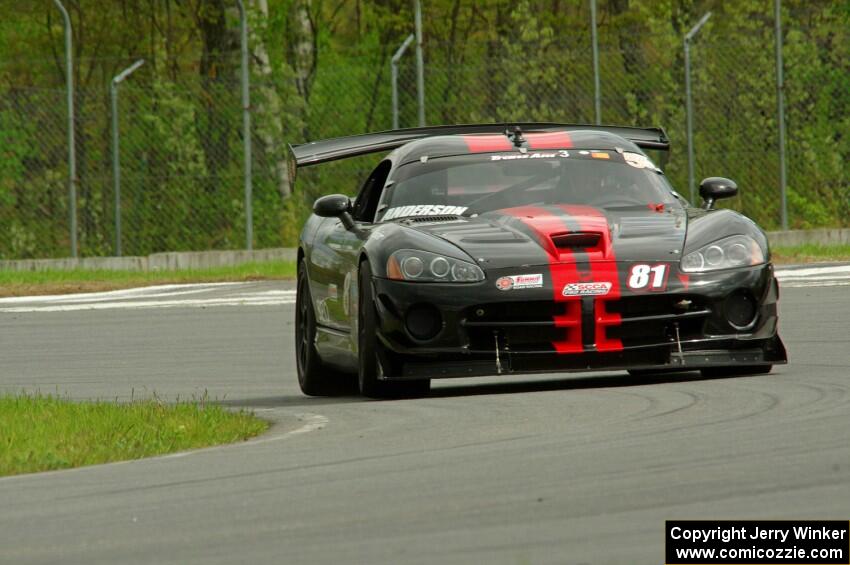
291 123 787 398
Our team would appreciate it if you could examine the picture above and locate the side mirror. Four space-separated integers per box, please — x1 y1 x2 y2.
314 194 359 232
699 177 738 210
313 194 351 217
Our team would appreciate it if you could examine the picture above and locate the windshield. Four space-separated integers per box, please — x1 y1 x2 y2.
377 149 681 221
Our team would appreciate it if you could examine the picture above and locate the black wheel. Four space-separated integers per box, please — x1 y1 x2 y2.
295 262 352 396
700 365 773 378
358 261 430 399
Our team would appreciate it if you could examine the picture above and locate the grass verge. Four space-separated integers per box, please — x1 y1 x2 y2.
0 393 268 477
0 261 296 297
772 244 850 264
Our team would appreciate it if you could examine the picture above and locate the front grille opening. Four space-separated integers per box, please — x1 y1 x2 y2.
467 326 567 352
464 301 568 352
605 294 709 346
607 294 706 318
467 301 567 323
607 316 705 345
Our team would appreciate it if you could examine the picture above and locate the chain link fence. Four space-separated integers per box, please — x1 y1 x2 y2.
2 19 849 260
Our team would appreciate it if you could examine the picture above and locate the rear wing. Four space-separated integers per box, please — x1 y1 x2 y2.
287 123 669 182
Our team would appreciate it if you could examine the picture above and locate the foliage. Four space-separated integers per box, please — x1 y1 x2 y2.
0 0 848 260
771 243 850 264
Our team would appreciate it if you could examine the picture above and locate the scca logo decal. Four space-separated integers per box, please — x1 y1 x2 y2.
562 282 612 296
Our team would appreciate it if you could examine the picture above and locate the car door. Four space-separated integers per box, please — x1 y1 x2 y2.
312 160 391 333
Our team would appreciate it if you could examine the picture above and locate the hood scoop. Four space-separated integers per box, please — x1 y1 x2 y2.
550 231 602 249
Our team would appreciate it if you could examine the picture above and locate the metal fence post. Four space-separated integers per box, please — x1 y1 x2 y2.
774 0 788 230
236 0 253 250
391 34 415 130
684 12 712 204
53 0 77 258
111 59 145 257
590 0 601 125
414 0 425 126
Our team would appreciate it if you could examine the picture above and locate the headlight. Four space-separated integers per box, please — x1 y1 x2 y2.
680 235 765 273
387 249 484 282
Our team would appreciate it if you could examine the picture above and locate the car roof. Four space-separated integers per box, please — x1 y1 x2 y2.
387 130 647 167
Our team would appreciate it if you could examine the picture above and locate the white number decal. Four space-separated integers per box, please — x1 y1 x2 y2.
628 264 668 291
629 264 650 289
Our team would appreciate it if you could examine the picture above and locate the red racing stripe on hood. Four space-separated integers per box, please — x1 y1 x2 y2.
501 206 583 353
555 205 622 352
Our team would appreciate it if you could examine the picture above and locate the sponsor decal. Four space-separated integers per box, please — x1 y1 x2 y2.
496 273 543 291
561 281 612 296
490 150 569 161
463 135 513 153
525 131 573 150
627 263 669 291
623 151 660 171
382 205 468 220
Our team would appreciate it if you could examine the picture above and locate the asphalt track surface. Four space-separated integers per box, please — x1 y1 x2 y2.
1 271 849 564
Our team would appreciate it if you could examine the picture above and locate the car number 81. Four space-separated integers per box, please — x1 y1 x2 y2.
627 263 668 291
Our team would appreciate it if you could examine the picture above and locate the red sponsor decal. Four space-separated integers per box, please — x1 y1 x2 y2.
526 131 573 150
463 135 513 153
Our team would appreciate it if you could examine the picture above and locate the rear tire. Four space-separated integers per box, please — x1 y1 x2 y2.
358 262 430 399
295 262 352 396
700 365 773 378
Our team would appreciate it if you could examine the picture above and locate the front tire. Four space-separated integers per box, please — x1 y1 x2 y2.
358 261 430 399
295 262 351 396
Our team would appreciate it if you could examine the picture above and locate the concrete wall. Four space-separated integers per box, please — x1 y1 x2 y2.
0 229 847 272
766 228 850 247
0 248 297 272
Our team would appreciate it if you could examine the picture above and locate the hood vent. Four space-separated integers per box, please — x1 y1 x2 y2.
550 231 602 249
403 215 464 224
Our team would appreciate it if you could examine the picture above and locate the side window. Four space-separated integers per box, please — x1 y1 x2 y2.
352 161 392 222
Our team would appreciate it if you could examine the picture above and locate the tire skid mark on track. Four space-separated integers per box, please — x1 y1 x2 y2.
637 389 702 421
774 380 850 421
54 432 542 503
587 381 781 442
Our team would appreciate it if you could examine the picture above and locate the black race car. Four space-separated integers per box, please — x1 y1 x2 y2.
291 123 787 398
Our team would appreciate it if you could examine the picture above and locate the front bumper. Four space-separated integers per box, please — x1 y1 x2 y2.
371 263 787 379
